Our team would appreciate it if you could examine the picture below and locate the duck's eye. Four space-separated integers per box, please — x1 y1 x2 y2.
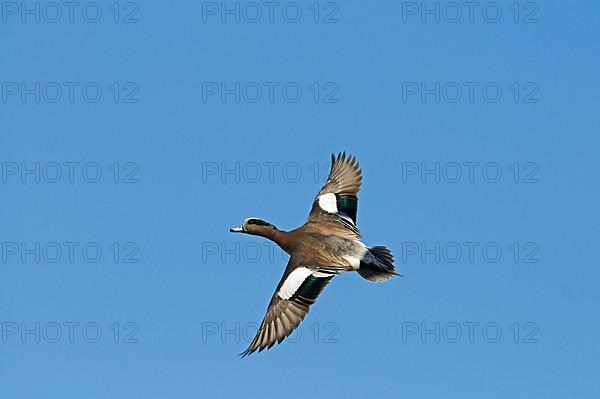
247 219 270 226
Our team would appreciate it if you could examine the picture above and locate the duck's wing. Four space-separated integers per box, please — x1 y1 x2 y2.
241 255 337 357
307 152 362 236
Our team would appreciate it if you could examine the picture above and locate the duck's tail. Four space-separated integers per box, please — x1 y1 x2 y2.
357 246 399 282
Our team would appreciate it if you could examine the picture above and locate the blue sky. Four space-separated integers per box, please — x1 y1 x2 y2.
1 0 598 397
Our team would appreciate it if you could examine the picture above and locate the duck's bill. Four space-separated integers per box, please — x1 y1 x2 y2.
229 227 243 233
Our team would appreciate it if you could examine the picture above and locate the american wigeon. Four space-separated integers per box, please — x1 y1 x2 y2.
230 152 398 356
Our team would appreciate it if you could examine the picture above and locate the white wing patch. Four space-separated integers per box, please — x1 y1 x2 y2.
277 267 313 299
318 193 338 213
312 271 335 278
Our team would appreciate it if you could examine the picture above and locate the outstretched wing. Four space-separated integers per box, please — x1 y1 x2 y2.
307 152 362 236
241 256 336 357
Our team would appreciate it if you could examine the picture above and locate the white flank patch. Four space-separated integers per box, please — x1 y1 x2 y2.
345 242 369 270
318 193 338 213
343 255 361 270
277 267 313 300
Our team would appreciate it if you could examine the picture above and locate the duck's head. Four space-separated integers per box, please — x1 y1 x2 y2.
230 218 278 236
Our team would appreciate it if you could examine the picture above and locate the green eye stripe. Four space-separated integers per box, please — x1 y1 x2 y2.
247 219 270 226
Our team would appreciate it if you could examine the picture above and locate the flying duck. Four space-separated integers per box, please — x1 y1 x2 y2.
230 152 398 356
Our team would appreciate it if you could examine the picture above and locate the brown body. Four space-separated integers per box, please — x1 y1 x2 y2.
246 219 360 270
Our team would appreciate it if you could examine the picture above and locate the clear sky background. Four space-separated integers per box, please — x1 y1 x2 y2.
1 1 599 397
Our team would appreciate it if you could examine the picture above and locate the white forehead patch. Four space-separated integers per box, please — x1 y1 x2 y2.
318 193 338 213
